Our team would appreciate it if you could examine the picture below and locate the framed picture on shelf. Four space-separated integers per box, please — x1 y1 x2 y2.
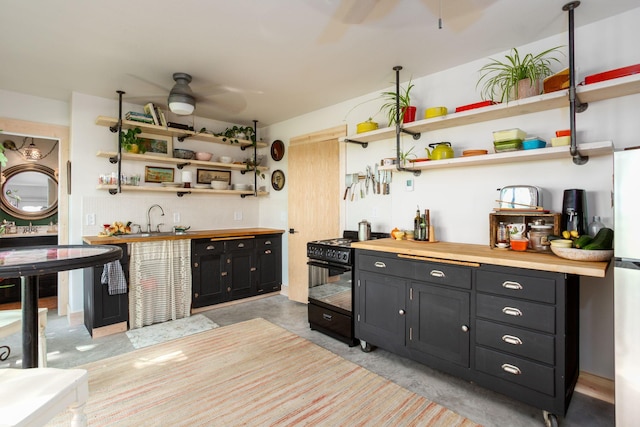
138 133 172 157
197 168 231 184
145 166 174 183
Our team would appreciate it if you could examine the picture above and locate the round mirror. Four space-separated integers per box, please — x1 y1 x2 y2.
1 164 58 220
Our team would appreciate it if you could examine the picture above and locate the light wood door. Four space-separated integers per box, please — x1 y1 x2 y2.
288 125 345 303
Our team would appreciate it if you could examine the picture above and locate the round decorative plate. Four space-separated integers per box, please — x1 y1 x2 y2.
271 140 285 161
271 170 285 191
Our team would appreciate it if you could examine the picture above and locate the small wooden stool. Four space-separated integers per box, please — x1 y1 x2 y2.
0 368 88 426
0 308 48 367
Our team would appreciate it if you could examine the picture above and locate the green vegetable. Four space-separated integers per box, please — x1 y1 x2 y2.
574 235 594 249
582 228 614 250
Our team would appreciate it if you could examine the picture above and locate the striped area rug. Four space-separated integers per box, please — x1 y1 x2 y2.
48 318 480 426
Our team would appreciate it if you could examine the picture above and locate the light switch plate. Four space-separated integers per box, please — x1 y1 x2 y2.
405 178 414 192
173 212 180 223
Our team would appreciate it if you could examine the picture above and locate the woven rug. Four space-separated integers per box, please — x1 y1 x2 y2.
49 318 480 426
125 314 218 349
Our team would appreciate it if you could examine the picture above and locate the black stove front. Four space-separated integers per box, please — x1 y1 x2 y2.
307 230 387 346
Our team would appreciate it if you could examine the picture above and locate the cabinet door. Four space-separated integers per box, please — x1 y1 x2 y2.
256 236 282 293
192 242 225 308
355 271 407 352
227 249 256 301
408 282 470 367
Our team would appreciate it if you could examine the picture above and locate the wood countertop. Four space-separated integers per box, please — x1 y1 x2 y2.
82 228 285 245
351 238 610 278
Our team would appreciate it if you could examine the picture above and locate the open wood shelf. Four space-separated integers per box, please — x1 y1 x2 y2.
96 184 267 196
342 73 640 144
96 151 268 172
95 116 268 148
378 141 613 171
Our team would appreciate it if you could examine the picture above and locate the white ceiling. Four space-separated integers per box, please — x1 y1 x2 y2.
2 0 638 127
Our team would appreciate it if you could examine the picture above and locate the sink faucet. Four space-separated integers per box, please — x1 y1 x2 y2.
146 204 165 233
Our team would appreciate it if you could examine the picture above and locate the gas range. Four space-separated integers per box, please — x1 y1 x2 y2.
306 231 389 265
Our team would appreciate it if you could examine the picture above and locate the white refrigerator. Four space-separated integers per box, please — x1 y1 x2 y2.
614 148 640 425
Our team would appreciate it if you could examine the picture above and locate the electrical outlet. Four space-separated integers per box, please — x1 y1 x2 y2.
173 212 180 223
234 211 243 221
86 213 96 226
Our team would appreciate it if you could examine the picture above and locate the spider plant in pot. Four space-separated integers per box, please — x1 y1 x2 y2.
476 46 563 103
379 78 416 126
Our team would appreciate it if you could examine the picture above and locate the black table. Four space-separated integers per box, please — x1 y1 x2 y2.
0 245 122 368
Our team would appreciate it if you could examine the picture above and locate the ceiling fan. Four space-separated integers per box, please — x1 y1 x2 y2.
125 72 257 116
316 0 496 43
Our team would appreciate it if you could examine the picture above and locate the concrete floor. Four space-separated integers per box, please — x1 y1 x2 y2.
1 294 613 426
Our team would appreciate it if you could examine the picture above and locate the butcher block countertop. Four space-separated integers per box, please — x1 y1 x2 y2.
352 238 610 278
82 228 285 245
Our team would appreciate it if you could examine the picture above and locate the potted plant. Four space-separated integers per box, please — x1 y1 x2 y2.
398 146 417 166
200 125 256 145
379 78 416 126
476 46 563 103
120 127 145 153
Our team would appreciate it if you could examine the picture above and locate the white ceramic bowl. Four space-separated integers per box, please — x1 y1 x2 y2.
232 184 250 191
550 239 573 248
218 156 233 164
210 181 228 190
550 246 613 262
195 152 213 161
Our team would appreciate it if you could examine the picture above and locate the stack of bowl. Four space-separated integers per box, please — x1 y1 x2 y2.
493 128 525 153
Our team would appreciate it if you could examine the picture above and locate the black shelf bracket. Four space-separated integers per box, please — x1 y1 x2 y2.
108 155 119 164
108 120 120 133
108 188 118 195
176 162 191 170
401 128 421 140
177 191 191 197
177 134 191 142
343 139 369 148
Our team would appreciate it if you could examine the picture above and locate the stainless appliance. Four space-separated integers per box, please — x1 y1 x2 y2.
307 230 388 345
497 185 543 209
614 148 640 425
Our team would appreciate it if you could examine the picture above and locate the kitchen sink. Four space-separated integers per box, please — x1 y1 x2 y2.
114 232 181 239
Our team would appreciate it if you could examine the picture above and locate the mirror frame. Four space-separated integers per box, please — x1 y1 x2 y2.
1 163 58 220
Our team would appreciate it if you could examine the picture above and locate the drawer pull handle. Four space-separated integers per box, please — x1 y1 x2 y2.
237 243 245 248
461 325 469 332
399 309 406 315
374 261 387 268
502 335 523 345
221 272 228 277
264 240 272 245
502 307 523 317
501 363 522 375
265 249 272 254
430 270 445 278
322 313 332 321
206 245 215 250
502 281 523 290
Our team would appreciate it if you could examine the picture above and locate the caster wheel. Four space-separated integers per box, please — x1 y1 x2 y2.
360 340 373 352
543 410 558 427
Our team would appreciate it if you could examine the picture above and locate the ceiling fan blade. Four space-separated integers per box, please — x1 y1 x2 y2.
125 73 171 93
420 0 495 32
317 0 399 44
198 93 247 115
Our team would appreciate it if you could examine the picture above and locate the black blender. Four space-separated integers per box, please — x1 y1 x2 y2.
561 189 587 235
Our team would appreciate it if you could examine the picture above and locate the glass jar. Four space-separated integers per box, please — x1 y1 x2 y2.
497 222 509 245
588 216 605 237
529 224 553 252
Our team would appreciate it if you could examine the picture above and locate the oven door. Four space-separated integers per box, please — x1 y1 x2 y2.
307 260 356 345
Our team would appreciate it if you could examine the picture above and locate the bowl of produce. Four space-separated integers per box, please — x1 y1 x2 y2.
550 246 614 262
195 152 213 161
173 149 195 159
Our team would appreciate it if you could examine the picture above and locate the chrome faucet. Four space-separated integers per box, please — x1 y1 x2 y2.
146 204 165 233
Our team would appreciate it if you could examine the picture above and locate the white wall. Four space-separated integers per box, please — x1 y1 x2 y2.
264 8 640 379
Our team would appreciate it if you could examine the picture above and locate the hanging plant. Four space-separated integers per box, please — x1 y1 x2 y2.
200 125 256 145
379 78 415 126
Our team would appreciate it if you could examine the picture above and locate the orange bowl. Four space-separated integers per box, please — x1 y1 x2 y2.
510 238 529 251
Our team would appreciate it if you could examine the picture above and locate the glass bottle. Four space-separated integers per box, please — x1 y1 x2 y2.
497 222 509 245
414 208 422 240
587 216 605 237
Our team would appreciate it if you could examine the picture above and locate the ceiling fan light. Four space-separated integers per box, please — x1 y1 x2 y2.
168 93 195 115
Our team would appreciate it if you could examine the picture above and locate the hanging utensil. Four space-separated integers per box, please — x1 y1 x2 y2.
374 164 379 194
343 173 353 200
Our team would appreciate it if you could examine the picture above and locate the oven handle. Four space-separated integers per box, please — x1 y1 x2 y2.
307 261 351 274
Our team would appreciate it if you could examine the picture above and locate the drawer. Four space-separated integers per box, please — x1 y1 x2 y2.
476 270 556 304
414 262 471 290
476 319 555 364
358 253 412 278
308 303 352 338
475 346 555 396
224 238 255 251
192 239 224 255
476 294 555 333
256 236 280 250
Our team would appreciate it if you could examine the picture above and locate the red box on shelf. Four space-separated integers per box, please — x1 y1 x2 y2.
584 64 640 85
455 100 498 113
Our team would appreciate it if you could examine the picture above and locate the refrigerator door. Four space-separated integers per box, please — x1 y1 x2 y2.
614 149 640 259
614 265 640 424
